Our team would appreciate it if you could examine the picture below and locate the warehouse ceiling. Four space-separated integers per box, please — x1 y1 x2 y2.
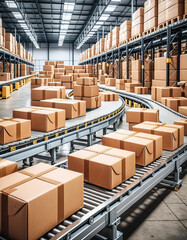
0 0 145 47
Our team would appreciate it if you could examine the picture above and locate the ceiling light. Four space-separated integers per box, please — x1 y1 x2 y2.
5 0 17 8
62 13 72 21
12 12 23 19
105 5 116 12
64 2 75 12
61 24 69 30
99 14 110 21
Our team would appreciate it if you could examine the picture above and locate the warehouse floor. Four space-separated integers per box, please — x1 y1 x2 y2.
0 82 187 240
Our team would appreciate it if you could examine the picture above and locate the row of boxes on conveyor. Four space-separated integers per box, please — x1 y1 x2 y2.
0 105 186 240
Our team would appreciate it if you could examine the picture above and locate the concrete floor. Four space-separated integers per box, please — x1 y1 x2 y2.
0 83 186 240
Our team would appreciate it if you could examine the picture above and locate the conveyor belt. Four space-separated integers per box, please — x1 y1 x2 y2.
40 144 187 240
0 96 125 162
0 74 37 87
99 85 187 123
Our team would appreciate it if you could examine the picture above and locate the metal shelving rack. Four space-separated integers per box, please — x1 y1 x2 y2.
0 48 34 78
79 19 187 87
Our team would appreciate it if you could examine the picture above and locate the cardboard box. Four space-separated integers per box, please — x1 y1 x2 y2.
2 178 58 240
74 85 99 97
40 99 79 119
38 168 84 221
99 92 119 101
13 107 65 131
178 106 187 116
43 65 54 72
31 86 65 100
0 172 31 235
0 159 17 178
102 132 154 166
76 77 97 85
85 145 135 182
75 96 101 109
68 150 123 189
105 78 116 86
143 109 159 122
60 75 73 82
0 118 31 144
0 72 10 81
61 82 74 89
126 108 144 123
174 119 187 135
20 162 56 177
135 132 162 160
132 123 179 151
121 136 154 166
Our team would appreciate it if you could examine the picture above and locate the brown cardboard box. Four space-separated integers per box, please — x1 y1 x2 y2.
75 96 101 109
135 132 162 160
2 178 58 240
0 159 17 178
60 75 73 82
38 168 84 221
132 123 179 151
68 150 123 189
143 109 159 122
121 136 154 166
105 78 116 86
0 118 31 144
174 119 187 135
13 107 65 131
126 108 144 123
157 87 171 102
102 132 154 166
165 124 184 147
89 154 122 189
43 65 54 72
0 172 31 235
0 72 10 81
84 145 135 182
40 99 79 119
179 106 187 116
74 85 99 97
20 162 56 177
31 86 65 100
76 77 97 85
61 82 74 89
129 123 138 130
180 54 187 69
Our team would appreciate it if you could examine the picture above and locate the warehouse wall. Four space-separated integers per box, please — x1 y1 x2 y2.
28 43 91 73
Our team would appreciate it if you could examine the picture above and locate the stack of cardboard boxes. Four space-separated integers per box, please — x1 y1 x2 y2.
151 86 181 102
126 108 159 130
74 77 101 109
144 0 158 32
31 86 66 106
158 0 184 27
131 8 144 38
99 91 119 101
119 20 131 45
112 27 120 48
152 56 177 86
116 79 131 90
161 97 187 113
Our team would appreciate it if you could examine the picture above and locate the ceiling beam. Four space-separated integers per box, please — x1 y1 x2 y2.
35 0 48 42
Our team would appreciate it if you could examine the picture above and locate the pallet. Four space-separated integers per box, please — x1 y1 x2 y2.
119 40 128 46
143 27 157 36
129 33 142 41
158 16 183 29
